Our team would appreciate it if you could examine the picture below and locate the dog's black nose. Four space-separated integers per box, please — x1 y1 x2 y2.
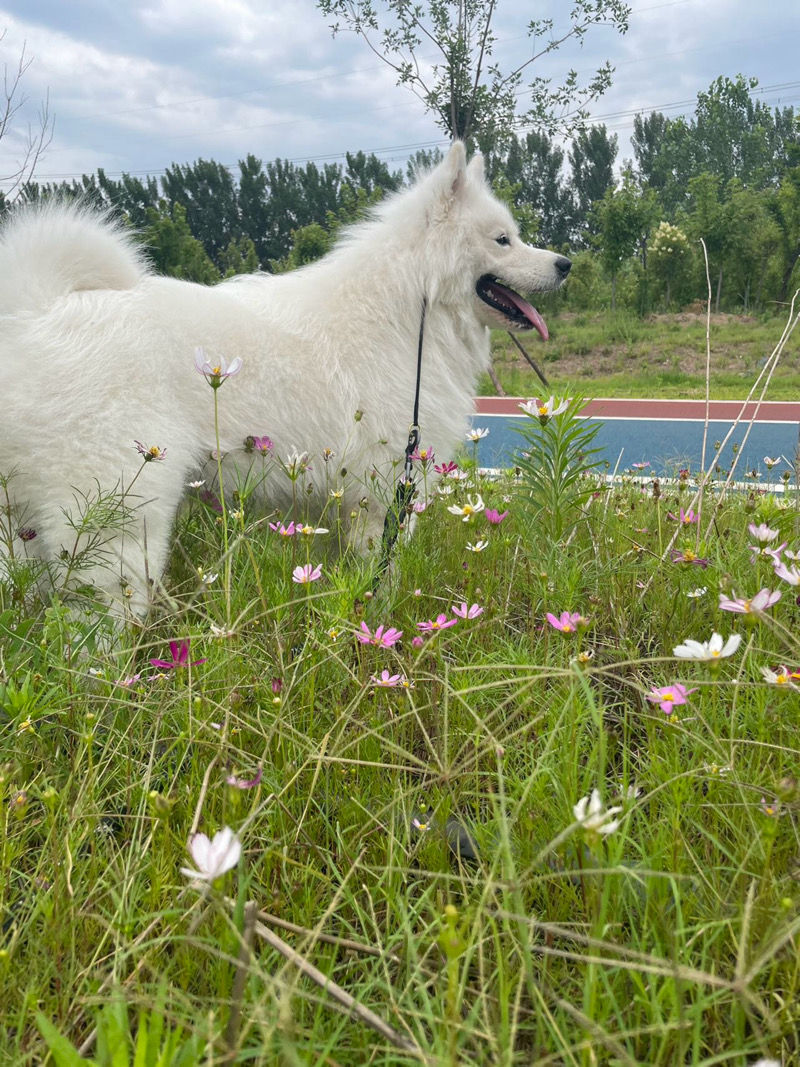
555 256 572 277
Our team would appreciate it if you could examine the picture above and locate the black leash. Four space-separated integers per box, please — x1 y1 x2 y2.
373 295 427 589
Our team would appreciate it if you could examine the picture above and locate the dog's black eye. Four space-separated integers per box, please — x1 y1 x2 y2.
495 234 510 246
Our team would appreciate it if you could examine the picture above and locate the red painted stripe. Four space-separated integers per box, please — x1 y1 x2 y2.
473 397 800 422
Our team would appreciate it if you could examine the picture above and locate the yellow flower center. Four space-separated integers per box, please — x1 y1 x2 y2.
463 506 474 515
562 623 572 632
149 446 160 457
776 674 788 685
538 406 549 416
711 649 720 657
663 692 675 702
212 365 222 375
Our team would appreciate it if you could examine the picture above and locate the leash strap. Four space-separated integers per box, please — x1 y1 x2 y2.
373 296 427 588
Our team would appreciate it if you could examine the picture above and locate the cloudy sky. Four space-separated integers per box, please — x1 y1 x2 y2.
1 0 798 192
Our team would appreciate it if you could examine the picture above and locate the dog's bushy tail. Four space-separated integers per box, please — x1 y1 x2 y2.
0 202 149 313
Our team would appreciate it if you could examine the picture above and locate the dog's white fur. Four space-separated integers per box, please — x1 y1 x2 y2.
0 143 567 615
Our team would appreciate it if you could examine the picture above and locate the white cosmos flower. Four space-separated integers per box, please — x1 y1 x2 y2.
447 493 485 521
519 396 570 419
686 587 707 598
760 665 797 688
466 427 490 441
673 632 742 661
466 540 489 552
297 524 329 535
572 789 621 837
187 480 206 489
180 827 241 882
763 456 784 469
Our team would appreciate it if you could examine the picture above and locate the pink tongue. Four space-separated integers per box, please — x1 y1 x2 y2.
487 281 549 340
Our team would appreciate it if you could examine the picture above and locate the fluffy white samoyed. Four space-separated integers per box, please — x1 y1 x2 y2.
0 142 570 616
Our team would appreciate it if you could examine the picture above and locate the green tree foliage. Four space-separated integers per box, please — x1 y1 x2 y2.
569 124 618 242
317 0 630 144
592 176 653 309
161 159 240 267
142 201 221 284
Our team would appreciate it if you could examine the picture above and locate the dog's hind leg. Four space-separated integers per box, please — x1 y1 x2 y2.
26 462 188 620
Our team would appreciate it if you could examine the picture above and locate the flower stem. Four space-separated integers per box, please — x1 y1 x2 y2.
214 388 232 626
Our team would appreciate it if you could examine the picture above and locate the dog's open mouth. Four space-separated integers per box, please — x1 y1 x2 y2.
475 275 548 340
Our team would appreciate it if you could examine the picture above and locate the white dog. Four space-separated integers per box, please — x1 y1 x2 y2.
0 142 570 616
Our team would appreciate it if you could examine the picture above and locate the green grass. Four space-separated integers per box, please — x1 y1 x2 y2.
1 410 800 1065
483 310 800 400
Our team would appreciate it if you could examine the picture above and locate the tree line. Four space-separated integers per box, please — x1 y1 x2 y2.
6 74 800 314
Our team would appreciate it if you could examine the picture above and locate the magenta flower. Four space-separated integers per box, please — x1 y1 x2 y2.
718 588 781 614
485 508 509 525
226 767 263 790
411 636 424 649
252 435 273 454
135 441 167 462
292 563 322 584
410 446 435 463
200 489 223 513
434 461 458 475
417 614 458 633
18 527 37 541
194 347 243 388
546 611 584 634
355 622 403 648
451 602 484 620
646 683 697 715
271 677 283 694
269 520 298 537
668 508 697 524
150 639 207 670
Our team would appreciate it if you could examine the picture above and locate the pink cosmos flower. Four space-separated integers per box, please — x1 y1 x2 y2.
434 461 458 475
292 563 322 584
417 614 458 633
773 560 800 586
18 527 37 541
251 435 273 453
451 602 484 619
194 347 243 387
750 541 787 562
485 508 509 525
412 636 424 648
371 670 401 688
718 588 781 614
226 768 263 790
113 673 142 687
631 461 650 470
670 548 709 568
271 677 283 694
748 522 779 544
412 501 429 514
135 441 167 462
546 611 584 634
410 446 435 463
150 639 207 670
668 508 697 524
646 683 697 715
356 622 403 648
269 520 297 537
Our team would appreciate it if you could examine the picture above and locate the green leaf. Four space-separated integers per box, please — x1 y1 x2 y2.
35 1013 98 1067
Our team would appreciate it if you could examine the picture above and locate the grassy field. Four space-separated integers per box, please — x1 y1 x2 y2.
1 395 799 1065
481 310 800 400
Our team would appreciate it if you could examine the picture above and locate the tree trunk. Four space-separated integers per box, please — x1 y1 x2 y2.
665 278 671 308
743 279 750 312
715 267 723 314
611 272 617 311
779 248 800 303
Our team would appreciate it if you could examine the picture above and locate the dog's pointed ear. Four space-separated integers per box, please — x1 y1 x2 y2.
467 153 485 184
434 141 468 200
